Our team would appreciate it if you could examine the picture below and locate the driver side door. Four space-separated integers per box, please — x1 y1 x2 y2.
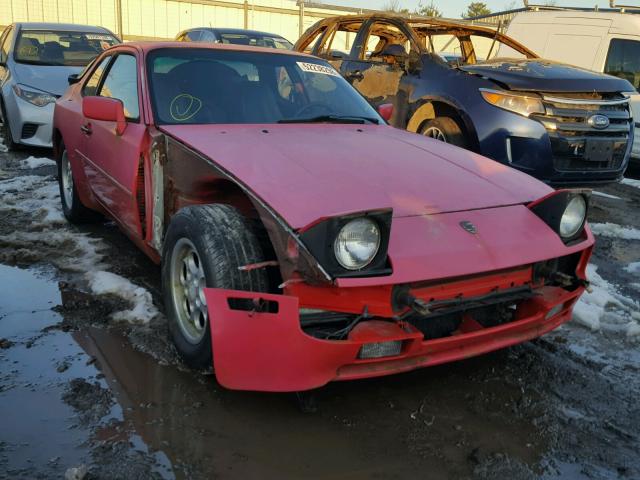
81 52 147 238
340 20 416 126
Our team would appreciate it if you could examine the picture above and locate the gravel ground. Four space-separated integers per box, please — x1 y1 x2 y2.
0 137 638 480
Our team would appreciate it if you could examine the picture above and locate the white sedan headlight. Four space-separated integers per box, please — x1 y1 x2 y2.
13 84 56 107
334 218 381 270
480 88 545 117
560 195 587 239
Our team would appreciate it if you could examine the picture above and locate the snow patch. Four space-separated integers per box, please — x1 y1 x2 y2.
622 177 640 189
0 175 64 225
86 271 158 324
0 173 159 324
592 191 622 200
19 156 56 169
573 264 640 338
625 262 640 275
589 223 640 241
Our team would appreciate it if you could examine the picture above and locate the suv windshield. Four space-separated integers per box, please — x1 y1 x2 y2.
219 33 293 50
148 48 381 125
14 30 119 66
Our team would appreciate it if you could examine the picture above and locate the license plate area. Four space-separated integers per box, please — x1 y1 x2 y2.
584 139 614 162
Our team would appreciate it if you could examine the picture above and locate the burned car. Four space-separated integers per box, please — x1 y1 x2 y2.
53 42 593 392
295 15 635 187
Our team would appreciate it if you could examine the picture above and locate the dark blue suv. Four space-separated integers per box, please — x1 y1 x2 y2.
295 15 634 186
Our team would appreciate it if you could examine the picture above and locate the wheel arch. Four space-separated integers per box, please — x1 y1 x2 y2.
407 98 481 152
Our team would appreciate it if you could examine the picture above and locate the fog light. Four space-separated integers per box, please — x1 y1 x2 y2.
545 303 564 320
358 341 402 359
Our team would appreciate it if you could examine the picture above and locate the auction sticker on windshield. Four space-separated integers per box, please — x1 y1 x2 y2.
296 62 340 77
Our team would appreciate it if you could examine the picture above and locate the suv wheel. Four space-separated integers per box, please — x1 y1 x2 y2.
162 204 269 369
421 117 468 148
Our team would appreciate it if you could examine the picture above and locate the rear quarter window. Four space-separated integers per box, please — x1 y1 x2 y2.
605 38 640 90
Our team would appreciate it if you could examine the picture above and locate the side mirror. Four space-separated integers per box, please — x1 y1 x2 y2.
68 73 80 85
82 96 127 136
378 103 393 122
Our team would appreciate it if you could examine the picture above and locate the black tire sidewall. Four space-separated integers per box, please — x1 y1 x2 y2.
161 205 268 369
0 98 18 151
162 213 215 369
57 143 99 223
422 117 468 148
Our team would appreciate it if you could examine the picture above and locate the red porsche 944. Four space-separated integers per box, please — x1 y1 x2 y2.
53 42 594 392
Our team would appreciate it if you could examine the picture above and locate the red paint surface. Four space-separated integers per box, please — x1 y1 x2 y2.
161 124 552 229
205 285 583 392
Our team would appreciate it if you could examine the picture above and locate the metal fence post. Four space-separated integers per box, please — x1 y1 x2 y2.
299 1 305 37
115 0 124 39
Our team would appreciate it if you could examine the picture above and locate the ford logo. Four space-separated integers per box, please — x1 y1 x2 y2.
587 114 610 130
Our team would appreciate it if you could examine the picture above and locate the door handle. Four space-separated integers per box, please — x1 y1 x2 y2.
346 70 364 81
80 124 92 135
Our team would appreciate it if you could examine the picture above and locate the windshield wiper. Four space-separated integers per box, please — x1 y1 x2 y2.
278 115 379 125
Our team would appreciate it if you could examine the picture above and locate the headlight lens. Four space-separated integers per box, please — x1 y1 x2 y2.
560 195 587 239
334 218 381 270
480 89 545 117
13 84 56 107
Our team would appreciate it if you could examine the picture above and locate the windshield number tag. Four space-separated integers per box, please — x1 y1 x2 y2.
296 62 340 77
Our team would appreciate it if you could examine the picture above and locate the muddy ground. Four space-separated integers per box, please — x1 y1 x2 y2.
0 141 639 480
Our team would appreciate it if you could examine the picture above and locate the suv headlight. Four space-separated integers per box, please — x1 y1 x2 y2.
480 88 545 117
13 84 56 107
334 218 381 270
560 195 587 240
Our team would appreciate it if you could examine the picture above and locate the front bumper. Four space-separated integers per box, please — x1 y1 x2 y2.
4 93 54 148
476 98 632 187
204 284 584 392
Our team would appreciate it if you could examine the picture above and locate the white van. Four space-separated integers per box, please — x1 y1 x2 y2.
502 9 640 163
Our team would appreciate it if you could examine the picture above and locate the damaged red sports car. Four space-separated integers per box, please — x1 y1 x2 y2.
53 42 594 392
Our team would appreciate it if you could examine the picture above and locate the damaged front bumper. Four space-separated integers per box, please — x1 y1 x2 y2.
204 283 584 392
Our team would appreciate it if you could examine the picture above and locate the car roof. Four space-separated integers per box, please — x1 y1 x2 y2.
187 27 288 39
13 22 115 34
510 10 640 30
121 41 312 57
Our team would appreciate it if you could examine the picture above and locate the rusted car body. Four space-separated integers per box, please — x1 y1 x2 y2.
295 14 635 187
53 42 593 392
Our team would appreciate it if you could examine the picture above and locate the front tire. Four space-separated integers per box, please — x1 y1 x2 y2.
162 204 269 369
420 117 468 148
57 142 99 223
0 98 18 151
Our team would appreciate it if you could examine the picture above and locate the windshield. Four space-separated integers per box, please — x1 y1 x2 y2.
219 33 293 50
14 30 119 66
147 48 382 125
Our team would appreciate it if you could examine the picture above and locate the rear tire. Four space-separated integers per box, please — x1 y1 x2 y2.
0 98 19 151
162 204 269 369
57 142 100 223
420 117 468 148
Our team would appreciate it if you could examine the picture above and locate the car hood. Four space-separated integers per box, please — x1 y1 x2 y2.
460 58 633 93
12 63 83 96
161 124 551 229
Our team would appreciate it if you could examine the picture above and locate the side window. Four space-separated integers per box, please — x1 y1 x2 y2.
361 22 413 62
98 54 140 120
0 26 13 63
82 56 112 96
186 31 202 42
605 39 640 91
200 30 216 43
318 21 363 60
301 26 327 54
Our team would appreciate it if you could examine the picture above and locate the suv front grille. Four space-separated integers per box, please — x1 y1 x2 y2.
531 94 632 172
